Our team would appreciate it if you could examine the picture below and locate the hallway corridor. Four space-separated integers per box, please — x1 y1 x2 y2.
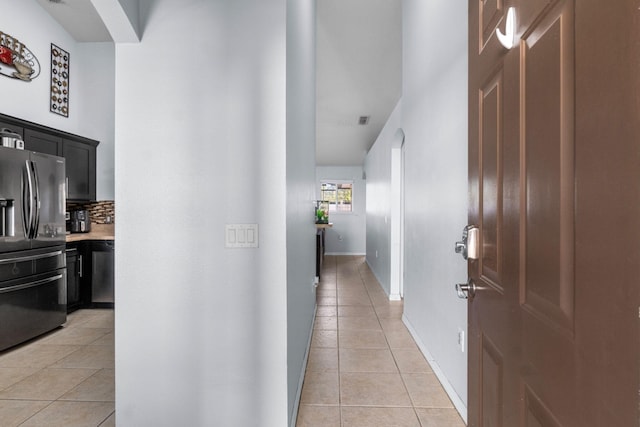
296 256 465 426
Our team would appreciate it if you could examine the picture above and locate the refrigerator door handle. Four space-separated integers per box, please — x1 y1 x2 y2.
0 274 64 294
29 161 40 238
22 160 34 238
0 250 63 265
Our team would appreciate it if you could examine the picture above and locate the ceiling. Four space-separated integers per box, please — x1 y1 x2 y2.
36 0 402 166
36 0 112 42
316 0 402 166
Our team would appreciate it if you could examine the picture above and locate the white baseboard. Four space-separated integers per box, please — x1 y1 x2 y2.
364 258 392 300
388 293 402 301
403 314 468 425
324 252 366 256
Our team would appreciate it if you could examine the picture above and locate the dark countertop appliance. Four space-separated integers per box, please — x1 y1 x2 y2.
0 146 67 351
70 209 91 233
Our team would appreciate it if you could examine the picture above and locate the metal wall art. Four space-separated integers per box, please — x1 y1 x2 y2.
0 31 40 81
50 44 69 117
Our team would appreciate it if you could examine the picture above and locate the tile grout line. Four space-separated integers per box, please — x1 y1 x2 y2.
0 309 115 426
302 257 464 426
356 259 426 427
326 256 341 427
334 256 345 427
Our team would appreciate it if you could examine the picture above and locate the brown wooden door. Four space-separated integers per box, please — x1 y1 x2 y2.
467 1 640 426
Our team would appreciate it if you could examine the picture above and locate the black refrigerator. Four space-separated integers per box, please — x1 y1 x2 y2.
0 146 67 352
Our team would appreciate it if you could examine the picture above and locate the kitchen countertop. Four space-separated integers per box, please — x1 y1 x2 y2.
316 223 333 229
66 224 115 242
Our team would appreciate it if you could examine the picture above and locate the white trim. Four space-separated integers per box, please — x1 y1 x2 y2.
388 293 402 301
390 129 404 300
320 179 354 185
403 314 468 425
399 137 406 298
289 304 317 427
324 252 366 256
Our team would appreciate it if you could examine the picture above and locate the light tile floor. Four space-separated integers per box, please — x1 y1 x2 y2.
0 258 465 427
297 256 466 427
0 309 115 427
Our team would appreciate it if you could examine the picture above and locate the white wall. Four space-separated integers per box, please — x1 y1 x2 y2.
115 0 303 425
0 0 115 200
365 101 402 296
401 0 469 418
0 1 79 130
116 0 141 38
76 42 115 200
365 0 469 419
286 0 317 423
316 166 366 255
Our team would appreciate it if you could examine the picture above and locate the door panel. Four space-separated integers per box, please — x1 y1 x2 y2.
0 269 66 352
481 334 504 427
468 0 639 426
523 386 563 427
0 147 31 253
573 1 640 425
479 69 504 289
30 152 66 249
480 0 503 49
521 0 575 334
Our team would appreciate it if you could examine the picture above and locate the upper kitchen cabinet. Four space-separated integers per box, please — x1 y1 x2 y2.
3 114 99 201
63 138 97 201
24 129 62 156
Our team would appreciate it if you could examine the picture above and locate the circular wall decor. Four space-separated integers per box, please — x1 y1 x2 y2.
50 44 69 117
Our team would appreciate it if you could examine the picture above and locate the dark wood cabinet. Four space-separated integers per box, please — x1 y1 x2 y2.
65 240 114 311
63 138 96 201
2 113 99 201
24 129 63 156
65 245 83 313
316 229 325 279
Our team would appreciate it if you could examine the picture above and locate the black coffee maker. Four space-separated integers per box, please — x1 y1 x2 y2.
71 210 91 233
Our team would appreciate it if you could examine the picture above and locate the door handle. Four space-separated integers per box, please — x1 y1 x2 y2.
23 160 35 238
30 161 40 238
456 278 476 299
455 225 479 260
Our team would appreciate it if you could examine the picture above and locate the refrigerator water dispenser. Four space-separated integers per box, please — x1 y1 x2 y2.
0 199 14 237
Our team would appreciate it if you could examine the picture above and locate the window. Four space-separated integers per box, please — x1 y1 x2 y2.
320 181 353 213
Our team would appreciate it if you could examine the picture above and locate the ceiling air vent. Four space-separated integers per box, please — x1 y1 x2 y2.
358 116 370 125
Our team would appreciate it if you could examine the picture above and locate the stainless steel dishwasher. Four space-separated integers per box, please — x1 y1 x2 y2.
91 240 114 306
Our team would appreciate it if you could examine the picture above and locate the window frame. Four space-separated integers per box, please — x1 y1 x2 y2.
320 180 354 214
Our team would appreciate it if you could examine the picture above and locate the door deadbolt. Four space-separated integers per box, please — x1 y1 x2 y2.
456 278 476 299
455 225 479 260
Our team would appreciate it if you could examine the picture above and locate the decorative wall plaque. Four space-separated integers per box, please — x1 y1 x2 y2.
50 44 69 117
0 31 40 81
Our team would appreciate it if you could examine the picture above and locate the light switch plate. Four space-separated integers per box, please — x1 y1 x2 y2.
225 224 259 248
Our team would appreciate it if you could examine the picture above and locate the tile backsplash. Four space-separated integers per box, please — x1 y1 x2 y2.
67 200 114 224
